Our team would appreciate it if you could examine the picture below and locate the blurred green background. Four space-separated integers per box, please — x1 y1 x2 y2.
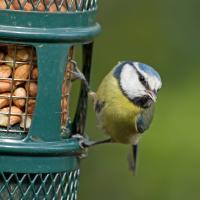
77 0 200 199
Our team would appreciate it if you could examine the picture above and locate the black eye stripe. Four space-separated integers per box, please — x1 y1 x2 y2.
137 71 150 90
139 74 146 83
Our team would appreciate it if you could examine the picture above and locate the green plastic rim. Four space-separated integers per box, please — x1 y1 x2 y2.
0 10 101 42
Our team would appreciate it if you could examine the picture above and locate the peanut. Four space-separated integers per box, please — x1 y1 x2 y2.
61 98 68 126
27 99 36 114
24 2 33 11
0 0 15 10
60 5 66 12
62 82 70 95
0 93 10 108
0 0 7 9
0 52 4 61
49 3 66 12
12 0 33 11
10 4 15 10
5 55 20 68
14 64 30 85
8 46 32 62
31 67 38 80
37 2 45 11
13 87 26 108
44 0 74 11
16 49 30 61
0 106 22 127
61 114 67 126
20 114 32 129
0 65 12 78
5 55 22 68
25 82 37 97
49 3 57 12
12 0 20 10
0 80 12 93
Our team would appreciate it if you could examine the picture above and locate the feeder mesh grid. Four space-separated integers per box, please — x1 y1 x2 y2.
0 170 80 199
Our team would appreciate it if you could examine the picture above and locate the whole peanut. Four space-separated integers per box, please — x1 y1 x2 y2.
0 80 13 93
20 114 32 129
0 106 22 126
0 65 12 78
14 64 30 85
0 93 10 109
13 87 26 108
31 67 38 80
27 99 36 114
25 82 37 97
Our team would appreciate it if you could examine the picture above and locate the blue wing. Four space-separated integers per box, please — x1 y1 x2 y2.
136 104 155 133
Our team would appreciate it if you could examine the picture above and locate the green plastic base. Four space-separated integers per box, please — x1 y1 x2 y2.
0 138 81 173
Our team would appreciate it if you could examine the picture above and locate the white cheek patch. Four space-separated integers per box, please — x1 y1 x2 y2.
120 64 145 99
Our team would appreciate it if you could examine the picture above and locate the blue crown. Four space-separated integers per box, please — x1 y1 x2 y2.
137 62 161 81
113 61 161 81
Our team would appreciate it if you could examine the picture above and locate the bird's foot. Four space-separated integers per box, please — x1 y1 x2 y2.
72 134 113 158
72 134 112 148
71 134 89 159
67 63 90 91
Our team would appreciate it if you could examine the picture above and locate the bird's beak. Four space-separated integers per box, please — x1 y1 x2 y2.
147 90 157 102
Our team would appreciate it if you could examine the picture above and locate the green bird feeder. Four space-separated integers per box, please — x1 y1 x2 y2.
0 0 100 199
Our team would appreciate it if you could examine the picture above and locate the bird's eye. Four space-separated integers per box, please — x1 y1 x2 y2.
139 74 149 88
139 75 145 84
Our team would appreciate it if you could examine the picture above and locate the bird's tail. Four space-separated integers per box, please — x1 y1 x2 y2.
127 144 138 175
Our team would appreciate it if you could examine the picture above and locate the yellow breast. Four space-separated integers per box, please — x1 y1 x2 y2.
95 71 142 144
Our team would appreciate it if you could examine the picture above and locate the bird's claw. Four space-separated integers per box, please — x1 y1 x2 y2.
71 134 90 159
72 134 88 148
67 64 90 91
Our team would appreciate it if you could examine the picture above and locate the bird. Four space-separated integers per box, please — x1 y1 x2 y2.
89 60 162 172
71 60 162 173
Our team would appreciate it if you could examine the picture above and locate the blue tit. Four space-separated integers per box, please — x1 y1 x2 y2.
90 60 162 173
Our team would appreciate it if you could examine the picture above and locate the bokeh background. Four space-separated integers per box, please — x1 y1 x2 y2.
76 0 200 199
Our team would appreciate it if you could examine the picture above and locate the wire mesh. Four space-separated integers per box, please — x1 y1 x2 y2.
0 44 37 137
61 47 74 131
0 170 80 199
0 43 75 138
0 0 97 12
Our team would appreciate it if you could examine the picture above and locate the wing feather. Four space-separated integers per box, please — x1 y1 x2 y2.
136 104 155 133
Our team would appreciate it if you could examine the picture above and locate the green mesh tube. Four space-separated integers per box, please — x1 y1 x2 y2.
0 170 80 199
0 0 100 199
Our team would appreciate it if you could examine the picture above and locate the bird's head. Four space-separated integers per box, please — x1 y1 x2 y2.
113 61 162 109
